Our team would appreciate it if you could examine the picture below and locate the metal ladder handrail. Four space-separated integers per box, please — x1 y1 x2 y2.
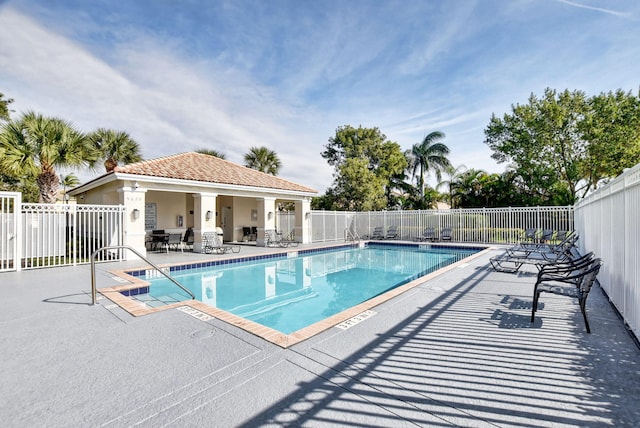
90 245 195 305
345 228 360 243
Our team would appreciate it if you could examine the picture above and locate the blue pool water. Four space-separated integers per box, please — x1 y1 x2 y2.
134 244 479 334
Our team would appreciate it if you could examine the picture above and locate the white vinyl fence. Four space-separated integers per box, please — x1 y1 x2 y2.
574 163 640 339
0 193 126 271
300 206 574 244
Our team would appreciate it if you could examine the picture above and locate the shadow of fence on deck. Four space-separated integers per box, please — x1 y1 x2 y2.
239 264 629 427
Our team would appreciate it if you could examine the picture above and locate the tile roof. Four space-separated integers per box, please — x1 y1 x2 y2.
113 152 317 194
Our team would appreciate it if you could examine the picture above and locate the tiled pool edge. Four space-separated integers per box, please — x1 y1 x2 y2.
98 242 494 348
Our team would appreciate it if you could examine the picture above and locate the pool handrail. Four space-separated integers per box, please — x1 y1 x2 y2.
90 245 195 305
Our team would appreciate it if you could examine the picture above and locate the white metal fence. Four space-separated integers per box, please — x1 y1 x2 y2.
300 206 574 244
0 193 126 271
574 163 640 339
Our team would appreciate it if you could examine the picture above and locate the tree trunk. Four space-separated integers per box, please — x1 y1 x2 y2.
104 158 118 172
37 170 59 203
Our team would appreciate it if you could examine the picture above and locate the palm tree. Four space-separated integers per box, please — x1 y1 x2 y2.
196 148 226 159
408 131 451 199
244 146 281 175
89 128 142 172
0 111 97 203
59 173 80 203
437 164 467 208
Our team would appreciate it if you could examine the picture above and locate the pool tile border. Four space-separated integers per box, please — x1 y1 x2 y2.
99 242 493 348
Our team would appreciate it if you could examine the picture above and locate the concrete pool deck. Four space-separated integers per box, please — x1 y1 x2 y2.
1 243 639 427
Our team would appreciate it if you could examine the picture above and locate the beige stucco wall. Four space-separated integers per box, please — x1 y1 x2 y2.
232 197 259 241
145 191 189 232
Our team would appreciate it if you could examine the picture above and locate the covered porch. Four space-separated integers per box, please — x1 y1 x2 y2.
69 152 317 256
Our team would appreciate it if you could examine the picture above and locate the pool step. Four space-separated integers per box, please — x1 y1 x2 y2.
130 292 192 308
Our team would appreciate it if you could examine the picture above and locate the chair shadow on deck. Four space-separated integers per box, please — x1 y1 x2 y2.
239 263 622 427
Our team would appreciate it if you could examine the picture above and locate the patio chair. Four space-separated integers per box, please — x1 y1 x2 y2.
182 227 194 251
265 229 292 248
415 227 436 242
367 226 385 240
202 232 240 254
522 227 538 243
506 232 578 259
283 230 299 247
531 258 603 333
385 225 398 239
440 227 453 241
538 229 554 244
490 234 580 273
164 233 183 252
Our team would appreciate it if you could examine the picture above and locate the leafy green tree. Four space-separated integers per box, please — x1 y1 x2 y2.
485 88 588 204
89 128 142 172
321 125 407 210
408 131 451 199
0 111 97 203
485 87 640 204
0 92 13 122
196 148 226 159
580 89 640 188
244 146 281 175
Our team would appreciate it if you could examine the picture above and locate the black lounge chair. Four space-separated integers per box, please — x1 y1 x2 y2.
440 227 453 241
385 226 398 239
415 227 436 242
490 234 580 273
531 258 603 333
368 226 385 240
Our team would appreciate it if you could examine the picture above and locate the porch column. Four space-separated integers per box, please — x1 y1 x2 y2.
193 193 217 252
295 198 312 243
256 197 276 246
118 184 147 258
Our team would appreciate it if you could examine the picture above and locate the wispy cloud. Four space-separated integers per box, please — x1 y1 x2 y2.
555 0 635 19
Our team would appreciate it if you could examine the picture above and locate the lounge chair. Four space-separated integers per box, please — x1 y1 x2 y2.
415 227 436 242
385 226 398 239
440 227 453 241
202 232 240 254
522 227 538 243
490 234 579 273
367 226 385 240
265 229 286 247
506 232 578 258
282 230 299 247
531 258 603 333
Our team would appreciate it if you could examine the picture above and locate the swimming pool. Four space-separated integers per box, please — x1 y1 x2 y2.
124 243 481 335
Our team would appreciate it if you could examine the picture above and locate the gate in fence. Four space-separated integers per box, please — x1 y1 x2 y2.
0 192 19 272
0 192 126 271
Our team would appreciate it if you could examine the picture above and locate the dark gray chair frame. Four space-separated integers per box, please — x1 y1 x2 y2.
531 258 602 333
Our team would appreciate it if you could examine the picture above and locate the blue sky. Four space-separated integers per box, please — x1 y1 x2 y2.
1 0 639 192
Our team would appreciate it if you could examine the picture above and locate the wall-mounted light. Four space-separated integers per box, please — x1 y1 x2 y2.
305 212 311 220
132 208 140 219
133 181 139 190
205 210 213 221
268 211 273 220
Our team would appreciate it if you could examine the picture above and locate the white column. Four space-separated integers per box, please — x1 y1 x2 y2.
193 193 217 252
295 198 312 243
256 197 276 246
